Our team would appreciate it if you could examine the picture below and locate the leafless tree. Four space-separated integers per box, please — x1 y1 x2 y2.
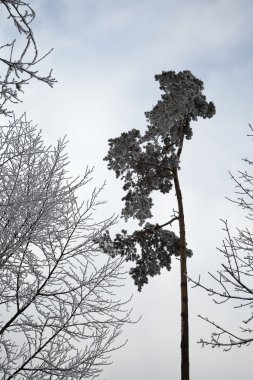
0 115 131 379
0 0 56 115
191 126 253 350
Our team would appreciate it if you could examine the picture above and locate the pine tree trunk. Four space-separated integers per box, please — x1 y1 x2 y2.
173 167 189 380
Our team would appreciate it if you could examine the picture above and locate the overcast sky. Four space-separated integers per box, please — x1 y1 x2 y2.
2 0 253 379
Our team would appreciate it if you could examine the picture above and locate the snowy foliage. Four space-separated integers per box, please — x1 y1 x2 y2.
99 70 215 291
145 70 215 141
105 71 215 225
98 224 192 291
0 116 130 379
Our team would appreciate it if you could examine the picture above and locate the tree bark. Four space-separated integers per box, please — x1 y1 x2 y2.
173 167 189 380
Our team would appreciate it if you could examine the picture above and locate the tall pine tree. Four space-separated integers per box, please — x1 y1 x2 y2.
99 70 215 380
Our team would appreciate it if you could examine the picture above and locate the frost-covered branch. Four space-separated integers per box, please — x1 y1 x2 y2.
191 135 253 349
0 0 56 115
0 116 131 379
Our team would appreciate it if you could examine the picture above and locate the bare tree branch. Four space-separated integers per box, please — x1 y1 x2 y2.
191 129 253 349
0 0 56 116
0 116 132 379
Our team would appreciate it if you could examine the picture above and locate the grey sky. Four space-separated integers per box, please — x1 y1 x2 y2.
2 0 253 379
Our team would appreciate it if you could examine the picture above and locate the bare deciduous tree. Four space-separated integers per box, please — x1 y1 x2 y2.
0 115 130 379
191 126 253 350
0 0 56 115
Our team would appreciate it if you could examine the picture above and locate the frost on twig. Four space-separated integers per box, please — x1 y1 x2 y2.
0 0 56 115
0 115 131 379
191 130 253 349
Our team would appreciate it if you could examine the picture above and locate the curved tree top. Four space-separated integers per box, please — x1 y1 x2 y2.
105 70 216 225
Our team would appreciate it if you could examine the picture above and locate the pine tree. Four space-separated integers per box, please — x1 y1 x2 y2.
98 70 215 380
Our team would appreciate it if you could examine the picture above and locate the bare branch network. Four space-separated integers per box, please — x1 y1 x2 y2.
191 129 253 350
0 115 131 379
0 0 56 116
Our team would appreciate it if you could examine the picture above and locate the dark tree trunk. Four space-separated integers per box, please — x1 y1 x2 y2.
173 167 189 380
